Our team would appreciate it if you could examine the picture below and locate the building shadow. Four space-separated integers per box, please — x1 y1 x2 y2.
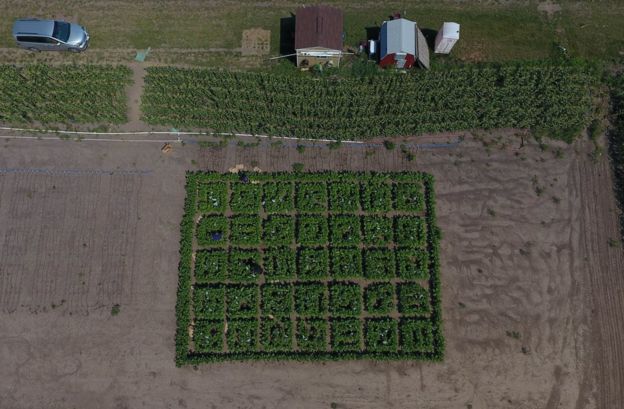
421 28 438 50
365 26 380 41
280 14 296 58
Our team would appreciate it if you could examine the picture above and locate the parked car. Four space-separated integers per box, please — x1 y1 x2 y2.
12 19 89 52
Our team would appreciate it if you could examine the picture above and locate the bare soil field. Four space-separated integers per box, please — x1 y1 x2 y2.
0 132 622 408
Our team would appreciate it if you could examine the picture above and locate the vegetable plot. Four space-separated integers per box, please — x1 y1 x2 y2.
143 63 597 141
0 64 131 124
175 172 444 364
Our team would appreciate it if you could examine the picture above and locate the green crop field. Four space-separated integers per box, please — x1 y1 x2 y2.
175 171 443 364
143 63 598 141
0 64 131 124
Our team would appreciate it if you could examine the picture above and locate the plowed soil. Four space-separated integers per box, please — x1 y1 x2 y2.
0 132 622 408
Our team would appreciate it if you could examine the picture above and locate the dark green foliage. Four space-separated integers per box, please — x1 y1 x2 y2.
361 182 392 212
176 172 443 364
194 249 228 282
225 284 258 318
331 318 362 352
328 182 360 212
396 248 429 280
398 283 431 316
394 216 427 248
260 318 293 351
230 182 261 213
296 215 328 245
144 64 596 142
297 247 329 280
230 215 261 245
329 215 361 246
0 64 132 124
394 183 425 212
194 320 224 352
362 216 393 245
261 283 292 317
363 248 396 279
294 282 327 317
330 247 362 278
263 182 294 213
226 319 258 352
365 318 398 352
263 247 296 280
329 282 362 317
609 73 624 236
400 319 434 353
295 182 327 212
296 318 328 351
228 249 261 282
196 216 228 246
193 285 225 319
197 182 227 213
263 215 295 246
364 283 395 315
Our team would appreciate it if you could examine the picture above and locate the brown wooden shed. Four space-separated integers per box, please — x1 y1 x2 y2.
295 5 344 68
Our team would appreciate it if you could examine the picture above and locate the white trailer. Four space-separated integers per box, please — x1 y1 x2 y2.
434 22 460 54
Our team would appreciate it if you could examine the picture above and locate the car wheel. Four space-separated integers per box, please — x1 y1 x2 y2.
27 47 41 53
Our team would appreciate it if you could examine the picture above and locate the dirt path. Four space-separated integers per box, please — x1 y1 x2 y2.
121 63 147 132
578 153 624 408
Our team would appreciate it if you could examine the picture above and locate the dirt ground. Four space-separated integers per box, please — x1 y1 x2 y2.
0 131 622 408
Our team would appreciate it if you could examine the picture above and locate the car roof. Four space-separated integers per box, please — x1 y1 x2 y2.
12 19 55 37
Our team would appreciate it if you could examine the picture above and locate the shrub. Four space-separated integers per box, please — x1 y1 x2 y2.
297 247 329 280
329 215 361 246
228 249 261 282
361 182 392 212
194 249 228 282
363 248 396 279
193 285 225 319
261 283 293 317
226 319 258 352
230 182 262 213
364 282 395 315
330 247 362 278
196 215 228 246
230 215 261 245
329 282 362 317
365 318 398 352
296 318 328 351
263 182 294 213
362 216 393 245
263 215 295 246
331 318 362 352
397 283 431 316
197 182 227 213
294 282 327 317
260 318 293 351
328 182 360 212
396 248 429 280
263 247 296 280
394 216 427 248
296 215 328 245
225 284 258 318
194 320 224 352
295 182 327 212
394 183 425 212
399 318 434 353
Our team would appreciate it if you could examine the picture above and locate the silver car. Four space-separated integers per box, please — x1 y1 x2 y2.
12 19 89 52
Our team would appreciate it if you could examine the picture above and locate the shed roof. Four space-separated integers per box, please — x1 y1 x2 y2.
380 18 415 57
295 5 343 51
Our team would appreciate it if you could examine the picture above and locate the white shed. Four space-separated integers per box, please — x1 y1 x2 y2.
434 22 460 54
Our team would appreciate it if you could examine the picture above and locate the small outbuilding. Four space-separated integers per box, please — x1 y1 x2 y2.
295 5 344 68
379 18 430 69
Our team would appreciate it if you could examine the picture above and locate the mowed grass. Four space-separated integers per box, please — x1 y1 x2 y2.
0 0 622 62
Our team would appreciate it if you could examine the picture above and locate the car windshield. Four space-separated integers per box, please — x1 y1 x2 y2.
52 21 70 42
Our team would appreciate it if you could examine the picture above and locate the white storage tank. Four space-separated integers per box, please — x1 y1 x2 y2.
434 22 460 54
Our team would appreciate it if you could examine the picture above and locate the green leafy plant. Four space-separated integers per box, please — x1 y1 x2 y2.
263 215 294 246
364 283 395 315
330 247 362 278
297 247 329 280
329 282 362 317
194 249 228 282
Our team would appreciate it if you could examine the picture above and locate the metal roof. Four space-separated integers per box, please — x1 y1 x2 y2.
380 18 416 57
295 5 343 51
12 19 54 36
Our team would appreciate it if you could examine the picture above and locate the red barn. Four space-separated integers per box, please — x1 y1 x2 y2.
379 18 430 69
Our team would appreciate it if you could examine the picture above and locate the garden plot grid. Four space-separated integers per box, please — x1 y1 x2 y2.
175 172 443 364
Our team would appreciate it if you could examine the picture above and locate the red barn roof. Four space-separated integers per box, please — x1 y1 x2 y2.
295 5 343 51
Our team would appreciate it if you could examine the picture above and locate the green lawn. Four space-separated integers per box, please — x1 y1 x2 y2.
1 0 623 63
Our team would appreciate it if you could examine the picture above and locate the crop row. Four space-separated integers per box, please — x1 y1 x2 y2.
197 180 424 214
0 64 131 124
196 214 427 248
143 63 598 141
195 246 429 282
193 281 430 320
193 316 433 354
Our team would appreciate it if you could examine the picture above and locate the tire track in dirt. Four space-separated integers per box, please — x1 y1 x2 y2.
578 154 624 408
